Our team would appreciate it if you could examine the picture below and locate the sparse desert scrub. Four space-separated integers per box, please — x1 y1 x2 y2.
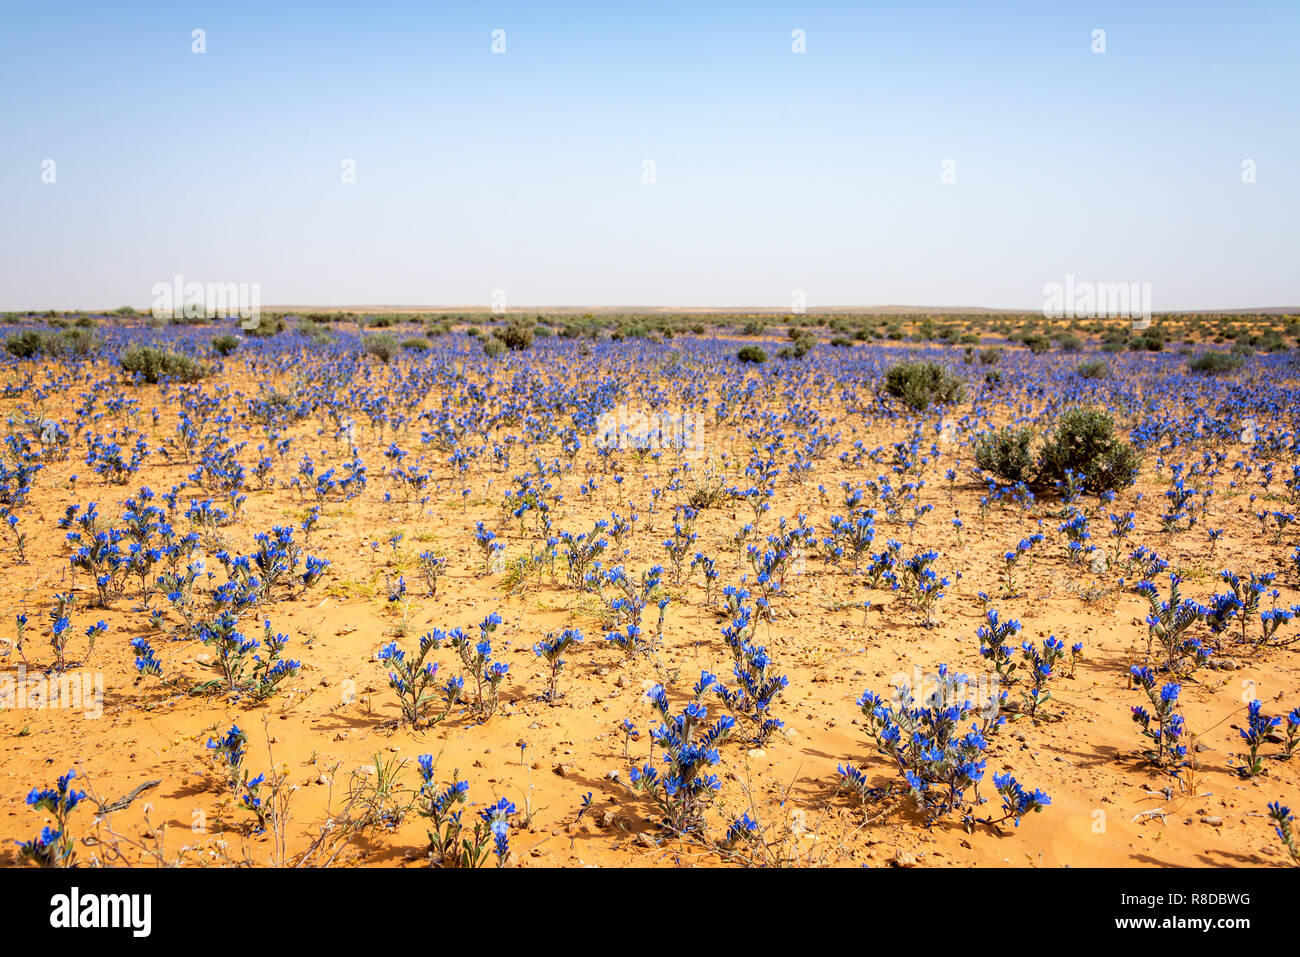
0 314 1295 873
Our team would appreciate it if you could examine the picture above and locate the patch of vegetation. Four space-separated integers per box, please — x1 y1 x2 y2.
977 407 1140 493
1037 407 1141 492
883 360 965 411
211 334 241 357
363 334 398 362
494 318 535 351
120 345 208 383
1188 351 1242 374
974 426 1037 485
4 328 99 359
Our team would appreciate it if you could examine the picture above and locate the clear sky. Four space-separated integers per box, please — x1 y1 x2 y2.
2 1 1296 312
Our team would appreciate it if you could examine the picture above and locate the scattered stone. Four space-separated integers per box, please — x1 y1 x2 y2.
890 849 917 868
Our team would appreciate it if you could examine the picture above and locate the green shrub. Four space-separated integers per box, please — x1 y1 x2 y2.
1021 333 1051 354
736 345 767 364
1055 333 1083 352
296 317 332 344
1037 407 1141 493
974 426 1037 485
242 316 284 337
401 337 431 352
1075 358 1108 379
482 338 506 358
4 330 48 358
363 333 398 362
1188 351 1242 374
977 408 1140 493
777 336 814 359
211 334 240 357
5 328 99 359
778 334 814 358
883 360 965 411
494 319 535 351
58 327 98 357
120 345 208 383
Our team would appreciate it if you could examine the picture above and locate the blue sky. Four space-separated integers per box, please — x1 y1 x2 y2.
2 1 1296 311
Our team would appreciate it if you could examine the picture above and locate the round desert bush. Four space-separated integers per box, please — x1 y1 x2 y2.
1188 351 1242 374
5 330 50 358
495 319 535 351
482 337 506 358
119 345 208 383
974 426 1037 485
1021 333 1051 354
211 334 240 356
736 344 767 364
1037 406 1141 493
401 337 431 352
57 327 99 357
777 334 814 359
3 327 97 359
296 317 332 344
363 333 397 362
883 360 965 411
1075 358 1108 379
242 316 285 337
